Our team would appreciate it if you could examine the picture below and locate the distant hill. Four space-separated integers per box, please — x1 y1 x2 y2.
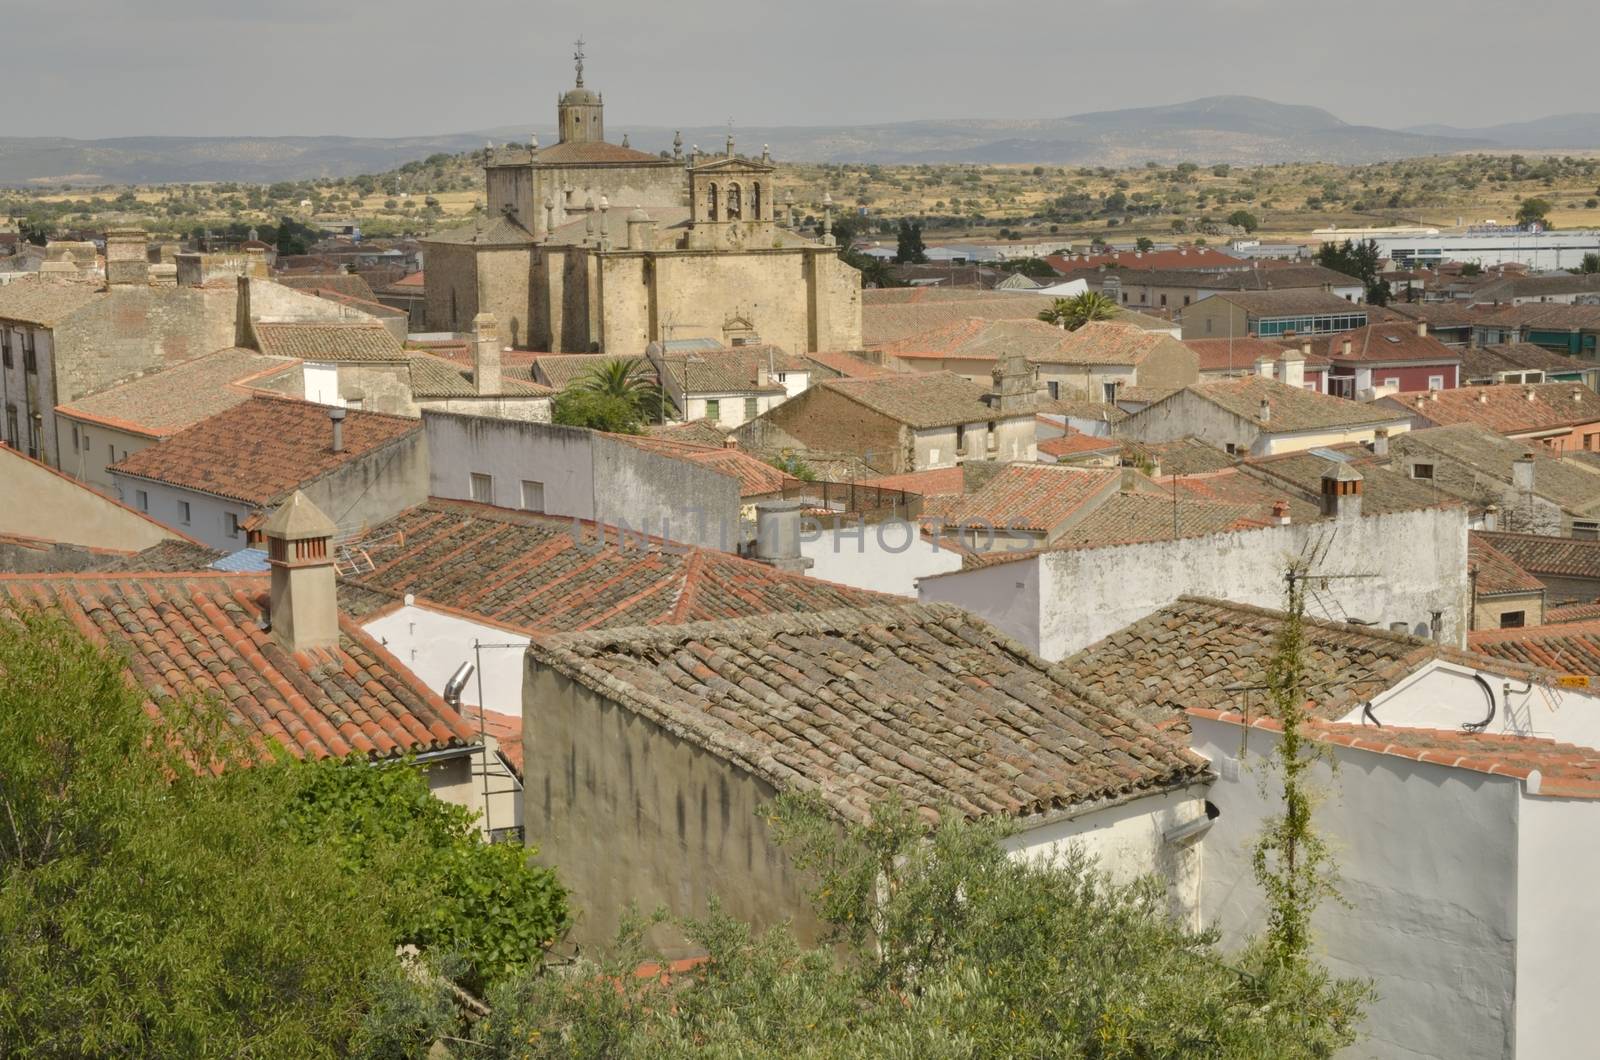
0 96 1521 186
1403 113 1600 150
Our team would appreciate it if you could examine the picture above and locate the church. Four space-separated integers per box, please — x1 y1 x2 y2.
422 46 862 354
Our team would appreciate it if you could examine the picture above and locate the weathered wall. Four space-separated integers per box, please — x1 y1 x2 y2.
415 395 552 424
740 386 906 473
1191 714 1520 1060
476 247 535 351
50 285 237 405
298 431 429 539
591 433 741 548
920 506 1470 660
1178 298 1251 341
1117 388 1404 457
0 445 178 551
1515 795 1600 1059
107 474 250 550
532 163 684 236
423 243 481 333
1133 336 1201 391
800 519 965 596
1473 591 1544 631
1002 785 1211 929
523 663 826 955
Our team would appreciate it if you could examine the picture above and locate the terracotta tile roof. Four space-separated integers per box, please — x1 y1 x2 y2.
93 540 226 573
1389 425 1600 515
531 353 650 390
1098 264 1361 292
1547 600 1600 624
530 603 1210 824
1471 619 1600 677
643 418 732 446
1045 247 1240 273
1039 429 1121 459
110 395 420 506
1462 344 1597 381
406 352 554 399
822 372 1016 430
1204 289 1368 318
381 271 425 291
56 348 294 439
1192 707 1600 799
1167 469 1319 523
340 500 893 635
1382 302 1482 328
253 321 406 363
1053 321 1185 366
463 707 524 778
801 350 893 379
604 433 786 497
1310 323 1462 368
534 140 673 165
1066 596 1535 726
1185 337 1327 373
1122 437 1237 476
1049 492 1264 551
1384 381 1600 435
1180 376 1405 433
858 466 966 497
863 292 1060 346
0 276 101 325
1038 398 1128 423
942 466 1119 532
1474 302 1600 331
1474 532 1600 580
0 573 475 761
654 347 795 396
1470 533 1545 596
1240 449 1452 516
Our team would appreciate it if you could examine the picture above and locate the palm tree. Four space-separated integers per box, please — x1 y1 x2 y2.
575 358 664 421
1038 291 1120 331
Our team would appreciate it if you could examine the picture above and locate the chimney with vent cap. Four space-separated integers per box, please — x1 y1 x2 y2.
1513 453 1535 494
1259 398 1271 424
1372 427 1389 456
262 491 339 654
473 312 501 396
752 500 813 573
1417 321 1428 338
1320 463 1363 520
1255 354 1275 380
328 406 345 453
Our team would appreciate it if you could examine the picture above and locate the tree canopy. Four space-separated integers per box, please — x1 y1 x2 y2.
0 607 566 1055
1039 290 1119 331
1314 238 1390 306
894 219 928 264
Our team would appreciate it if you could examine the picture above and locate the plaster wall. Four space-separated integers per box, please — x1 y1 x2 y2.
1190 714 1520 1060
1350 661 1600 748
107 475 250 551
1002 785 1210 928
740 385 907 473
53 416 153 493
0 445 177 550
800 519 965 596
1514 795 1600 1058
523 663 826 956
920 506 1469 660
415 395 552 424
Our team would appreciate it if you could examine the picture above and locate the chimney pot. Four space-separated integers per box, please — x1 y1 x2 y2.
328 405 346 453
1372 427 1389 457
753 499 813 573
260 491 339 654
1259 398 1271 424
1272 499 1291 525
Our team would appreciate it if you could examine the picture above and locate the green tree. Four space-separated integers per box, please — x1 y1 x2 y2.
553 388 646 433
1315 238 1390 306
1135 236 1155 252
384 793 1371 1057
1578 252 1600 274
1227 209 1260 233
1460 261 1483 277
573 358 663 422
1038 290 1119 331
1516 197 1553 228
894 218 927 264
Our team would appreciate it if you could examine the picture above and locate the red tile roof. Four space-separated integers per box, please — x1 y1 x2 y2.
1385 382 1600 436
1185 337 1328 373
0 572 475 762
1044 247 1240 274
1038 429 1121 459
1470 619 1600 677
943 465 1119 532
858 466 967 497
1470 533 1546 596
109 395 420 506
253 320 406 362
802 350 893 379
1313 322 1463 367
56 347 296 439
339 500 893 635
1475 532 1600 580
1547 601 1600 624
1192 707 1600 799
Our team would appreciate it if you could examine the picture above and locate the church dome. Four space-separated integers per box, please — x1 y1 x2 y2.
561 87 601 106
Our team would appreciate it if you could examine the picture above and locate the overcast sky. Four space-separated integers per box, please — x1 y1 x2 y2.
7 0 1596 139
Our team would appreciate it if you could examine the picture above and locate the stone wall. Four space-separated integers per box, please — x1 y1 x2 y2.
737 385 907 473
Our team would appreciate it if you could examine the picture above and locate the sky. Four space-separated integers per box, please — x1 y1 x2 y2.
5 0 1597 140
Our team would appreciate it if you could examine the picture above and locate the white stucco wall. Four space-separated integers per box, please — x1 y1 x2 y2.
109 475 250 551
363 604 525 833
1002 785 1210 929
919 506 1470 661
1515 795 1600 1059
1190 714 1521 1060
1348 660 1600 748
799 520 965 597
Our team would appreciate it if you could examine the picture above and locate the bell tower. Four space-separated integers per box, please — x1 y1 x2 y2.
557 37 604 144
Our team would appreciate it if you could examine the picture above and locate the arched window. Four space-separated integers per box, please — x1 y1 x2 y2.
707 183 719 220
752 182 762 219
726 182 742 220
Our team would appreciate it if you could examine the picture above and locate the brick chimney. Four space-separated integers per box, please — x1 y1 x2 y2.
262 491 339 654
104 228 149 287
1320 463 1363 520
1271 499 1291 526
752 499 813 573
473 312 501 396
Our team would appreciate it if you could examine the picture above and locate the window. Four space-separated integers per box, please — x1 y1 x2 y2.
705 398 720 421
1121 292 1128 304
177 500 191 525
520 480 545 512
726 183 742 220
955 424 967 455
707 182 719 220
1574 521 1600 541
107 444 115 464
1159 294 1168 307
4 405 16 448
986 421 998 451
743 396 757 420
1 328 10 368
71 423 80 451
1411 463 1434 480
1427 375 1444 391
1382 377 1400 389
752 182 763 219
1205 318 1213 335
1584 432 1600 452
469 472 494 505
135 490 148 512
1102 382 1118 404
1183 295 1191 306
225 512 240 538
1224 443 1239 456
775 371 786 383
1047 381 1060 399
1498 611 1526 629
22 332 36 373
